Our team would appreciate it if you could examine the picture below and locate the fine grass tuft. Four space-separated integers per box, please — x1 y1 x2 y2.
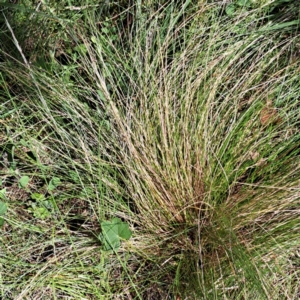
1 0 300 298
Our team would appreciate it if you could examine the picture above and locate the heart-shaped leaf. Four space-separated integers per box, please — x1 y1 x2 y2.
99 218 132 251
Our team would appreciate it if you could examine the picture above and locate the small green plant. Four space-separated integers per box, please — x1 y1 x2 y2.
47 176 61 192
25 177 60 219
28 193 54 219
226 0 252 16
99 218 132 251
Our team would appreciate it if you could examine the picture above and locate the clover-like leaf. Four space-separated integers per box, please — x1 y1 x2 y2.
99 218 132 251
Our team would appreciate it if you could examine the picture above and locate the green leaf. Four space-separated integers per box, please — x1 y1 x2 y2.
33 206 50 219
0 201 7 227
99 218 132 251
102 27 109 34
259 20 300 32
97 90 106 101
74 43 87 55
102 233 120 251
0 201 7 215
0 188 6 200
225 4 236 16
31 193 45 201
68 170 80 183
48 177 61 191
100 220 120 251
19 176 30 188
41 200 53 210
236 0 251 7
28 201 52 219
117 221 132 240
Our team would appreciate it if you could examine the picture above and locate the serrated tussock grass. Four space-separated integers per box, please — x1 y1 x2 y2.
1 1 300 299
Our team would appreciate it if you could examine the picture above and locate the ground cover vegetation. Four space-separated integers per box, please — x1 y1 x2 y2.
0 0 300 299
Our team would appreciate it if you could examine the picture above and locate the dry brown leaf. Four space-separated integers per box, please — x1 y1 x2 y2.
259 101 282 126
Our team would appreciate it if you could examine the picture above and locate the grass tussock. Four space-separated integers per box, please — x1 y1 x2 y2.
1 0 300 299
